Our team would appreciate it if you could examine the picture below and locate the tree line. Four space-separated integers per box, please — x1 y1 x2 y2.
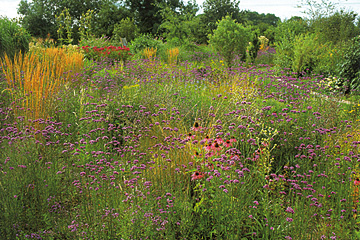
17 0 281 44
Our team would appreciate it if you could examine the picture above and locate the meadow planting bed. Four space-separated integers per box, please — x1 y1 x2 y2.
0 49 360 239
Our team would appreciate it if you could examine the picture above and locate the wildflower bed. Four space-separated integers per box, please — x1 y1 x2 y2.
0 51 360 239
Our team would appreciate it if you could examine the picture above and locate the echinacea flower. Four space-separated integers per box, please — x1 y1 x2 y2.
203 135 211 143
192 122 203 132
187 132 195 140
354 178 360 204
205 143 212 151
354 178 360 185
215 136 224 144
191 171 205 181
211 142 222 152
223 139 232 148
230 137 237 143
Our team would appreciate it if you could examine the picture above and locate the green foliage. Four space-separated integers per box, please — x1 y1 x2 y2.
274 6 358 77
18 0 57 39
310 10 359 45
208 16 250 67
242 11 280 27
291 33 321 74
158 4 197 45
0 17 31 60
128 34 164 55
202 0 243 34
338 36 360 91
113 17 139 42
276 32 343 76
79 9 95 42
247 30 261 64
274 18 309 43
18 0 111 42
125 0 198 36
263 25 276 43
92 2 132 38
78 35 120 49
241 11 280 45
297 0 339 20
184 14 209 44
316 42 345 76
274 18 309 70
125 0 163 35
55 8 73 45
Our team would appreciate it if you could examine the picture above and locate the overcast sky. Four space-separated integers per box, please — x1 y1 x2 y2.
0 0 359 20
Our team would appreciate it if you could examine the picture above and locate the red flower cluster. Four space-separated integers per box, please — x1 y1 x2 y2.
81 45 132 63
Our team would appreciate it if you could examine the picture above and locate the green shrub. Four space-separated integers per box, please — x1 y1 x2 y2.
310 10 359 45
274 18 308 43
208 16 251 67
292 33 321 74
273 18 308 70
273 37 294 70
78 35 121 49
128 34 164 55
113 17 139 43
279 32 344 76
246 30 260 63
338 36 360 91
0 17 31 60
315 42 345 76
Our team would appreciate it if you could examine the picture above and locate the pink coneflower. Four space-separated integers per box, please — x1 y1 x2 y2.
191 122 203 132
203 135 211 143
187 132 195 140
205 142 212 151
215 136 224 144
230 136 237 143
211 142 222 152
354 179 360 204
206 150 216 158
223 139 232 148
191 171 205 181
355 178 360 185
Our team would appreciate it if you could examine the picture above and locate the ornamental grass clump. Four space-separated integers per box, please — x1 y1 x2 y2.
0 47 83 128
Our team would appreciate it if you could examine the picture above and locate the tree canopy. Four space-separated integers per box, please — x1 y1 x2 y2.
18 0 116 40
202 0 243 33
16 0 283 44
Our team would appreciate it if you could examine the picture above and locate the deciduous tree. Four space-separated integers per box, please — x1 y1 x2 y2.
202 0 243 34
18 0 113 41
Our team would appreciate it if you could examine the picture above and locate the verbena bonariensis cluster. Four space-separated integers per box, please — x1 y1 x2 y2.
0 51 359 239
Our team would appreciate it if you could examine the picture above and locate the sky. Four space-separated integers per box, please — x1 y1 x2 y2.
0 0 359 21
